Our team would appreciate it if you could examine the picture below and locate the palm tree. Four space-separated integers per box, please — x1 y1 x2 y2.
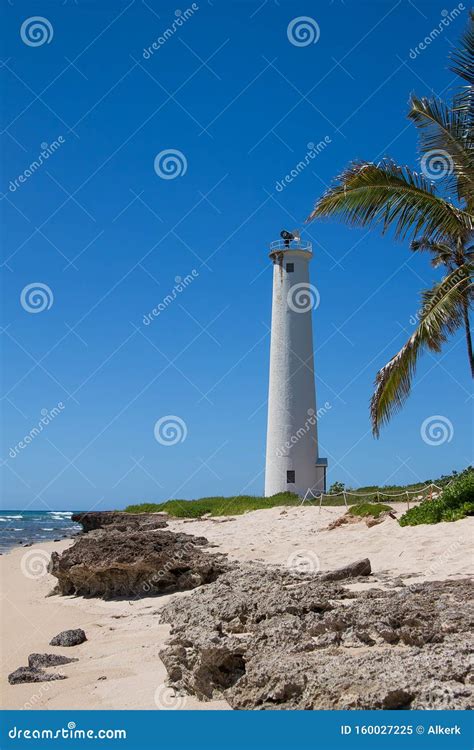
307 13 474 437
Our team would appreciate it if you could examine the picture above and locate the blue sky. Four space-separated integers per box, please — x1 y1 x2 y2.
1 0 472 510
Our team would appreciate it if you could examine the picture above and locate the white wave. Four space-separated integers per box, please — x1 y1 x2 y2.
42 528 54 531
0 515 22 520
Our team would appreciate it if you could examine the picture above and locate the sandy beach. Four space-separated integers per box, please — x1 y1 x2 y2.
1 503 472 710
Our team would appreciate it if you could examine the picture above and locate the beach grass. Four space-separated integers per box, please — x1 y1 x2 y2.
348 502 393 519
124 469 471 519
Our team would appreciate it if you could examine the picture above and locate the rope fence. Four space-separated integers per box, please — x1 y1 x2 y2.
301 482 444 512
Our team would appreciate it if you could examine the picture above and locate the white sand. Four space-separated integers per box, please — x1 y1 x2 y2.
1 504 472 710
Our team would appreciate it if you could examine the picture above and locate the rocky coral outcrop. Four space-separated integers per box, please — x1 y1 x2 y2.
71 511 167 534
49 527 227 599
160 563 473 710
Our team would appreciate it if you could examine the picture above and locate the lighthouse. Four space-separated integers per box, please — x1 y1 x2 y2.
264 233 327 497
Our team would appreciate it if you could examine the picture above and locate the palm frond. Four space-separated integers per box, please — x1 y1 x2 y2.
408 95 474 202
450 11 474 131
371 262 473 436
410 237 455 267
306 160 473 241
449 9 474 84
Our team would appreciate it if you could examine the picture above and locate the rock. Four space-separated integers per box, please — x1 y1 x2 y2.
50 629 87 647
159 563 473 710
71 511 168 534
319 558 371 581
28 653 78 668
48 528 227 599
98 675 107 681
8 667 66 684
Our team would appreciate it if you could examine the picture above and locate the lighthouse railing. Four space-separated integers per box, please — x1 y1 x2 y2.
269 239 312 252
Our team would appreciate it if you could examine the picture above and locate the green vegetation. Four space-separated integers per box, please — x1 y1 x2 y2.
124 468 473 520
307 13 474 436
329 481 345 494
126 493 301 518
399 470 474 526
348 503 393 519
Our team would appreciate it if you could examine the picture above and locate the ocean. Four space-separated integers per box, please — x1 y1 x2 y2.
0 511 81 553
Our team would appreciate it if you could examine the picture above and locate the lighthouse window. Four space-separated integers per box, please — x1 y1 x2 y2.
286 263 294 273
286 470 295 484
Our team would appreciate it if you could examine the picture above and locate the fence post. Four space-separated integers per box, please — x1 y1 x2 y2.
319 493 323 514
406 490 410 510
343 491 347 508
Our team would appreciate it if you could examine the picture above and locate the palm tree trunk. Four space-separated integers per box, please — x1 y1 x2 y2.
462 297 474 377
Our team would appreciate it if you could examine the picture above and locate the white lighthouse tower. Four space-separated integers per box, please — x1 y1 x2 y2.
264 234 327 497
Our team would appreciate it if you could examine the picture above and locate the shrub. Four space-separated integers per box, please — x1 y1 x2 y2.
399 471 474 526
348 502 393 519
